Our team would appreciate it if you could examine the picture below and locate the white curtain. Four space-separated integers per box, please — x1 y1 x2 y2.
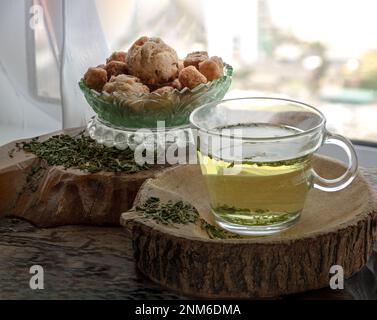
0 0 61 144
60 0 109 128
0 0 108 145
0 0 239 145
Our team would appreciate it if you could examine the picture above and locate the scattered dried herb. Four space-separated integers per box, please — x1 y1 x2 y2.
8 148 15 158
136 197 241 239
136 197 199 225
20 133 148 173
25 164 46 192
199 218 240 239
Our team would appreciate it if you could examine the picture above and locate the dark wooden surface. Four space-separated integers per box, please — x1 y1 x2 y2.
0 128 167 227
121 161 377 299
0 168 376 300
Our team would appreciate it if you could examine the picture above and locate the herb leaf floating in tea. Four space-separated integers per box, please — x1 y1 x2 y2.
136 197 241 239
20 133 148 173
215 205 294 226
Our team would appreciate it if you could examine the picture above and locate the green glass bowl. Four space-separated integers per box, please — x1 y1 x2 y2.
79 64 233 129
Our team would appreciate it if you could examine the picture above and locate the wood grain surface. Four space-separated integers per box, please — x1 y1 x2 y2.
0 128 167 227
0 126 376 299
0 168 376 299
121 160 377 298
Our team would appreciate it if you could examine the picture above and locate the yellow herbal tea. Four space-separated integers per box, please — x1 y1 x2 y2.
198 124 313 227
191 98 358 235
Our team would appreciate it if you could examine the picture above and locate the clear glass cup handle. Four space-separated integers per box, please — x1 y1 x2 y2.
313 132 358 192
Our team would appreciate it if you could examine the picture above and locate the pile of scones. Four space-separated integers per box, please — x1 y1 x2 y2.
83 36 224 97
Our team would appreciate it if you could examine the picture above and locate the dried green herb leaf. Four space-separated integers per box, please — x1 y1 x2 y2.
137 197 241 239
137 197 199 225
21 133 148 173
199 218 241 239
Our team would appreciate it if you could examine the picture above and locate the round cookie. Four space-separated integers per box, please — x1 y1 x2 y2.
106 51 127 63
84 67 108 92
179 66 207 89
103 74 150 95
104 61 128 80
183 51 209 69
153 86 175 95
198 57 224 81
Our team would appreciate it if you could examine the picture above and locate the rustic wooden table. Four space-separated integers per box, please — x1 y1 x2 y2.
0 168 376 300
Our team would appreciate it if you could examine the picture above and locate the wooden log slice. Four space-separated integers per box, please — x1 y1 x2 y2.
121 157 377 298
0 128 167 227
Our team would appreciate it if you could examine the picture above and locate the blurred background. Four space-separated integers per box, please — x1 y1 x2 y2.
1 0 377 160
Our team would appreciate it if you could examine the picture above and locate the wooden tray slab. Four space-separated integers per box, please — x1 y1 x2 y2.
0 128 166 227
121 156 377 298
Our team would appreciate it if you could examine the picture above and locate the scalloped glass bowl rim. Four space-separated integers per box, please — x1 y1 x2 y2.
94 116 191 132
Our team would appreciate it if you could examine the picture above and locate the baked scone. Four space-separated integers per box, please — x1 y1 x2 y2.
179 66 207 89
178 59 185 72
106 51 127 63
126 36 179 85
153 86 175 95
170 78 183 90
198 56 224 81
183 51 209 69
209 56 224 69
103 74 150 95
84 67 108 92
104 61 128 80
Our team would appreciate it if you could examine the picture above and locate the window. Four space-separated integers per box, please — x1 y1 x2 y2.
28 0 61 102
96 0 377 142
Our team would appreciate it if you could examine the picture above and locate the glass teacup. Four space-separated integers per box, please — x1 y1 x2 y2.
190 97 358 236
